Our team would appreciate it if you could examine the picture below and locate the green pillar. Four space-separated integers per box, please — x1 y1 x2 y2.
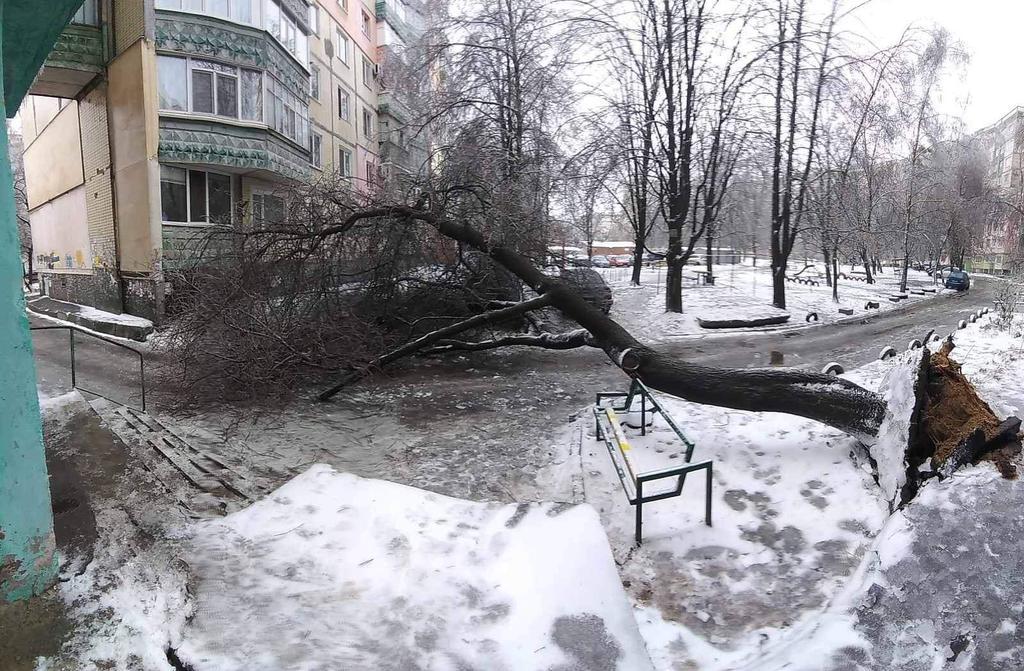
0 1 58 602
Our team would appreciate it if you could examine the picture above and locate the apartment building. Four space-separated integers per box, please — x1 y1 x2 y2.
307 0 380 187
22 0 315 322
970 107 1024 274
21 0 427 322
375 0 428 177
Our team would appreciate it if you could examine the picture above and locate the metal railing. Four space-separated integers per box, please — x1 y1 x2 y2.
595 379 712 544
31 325 146 412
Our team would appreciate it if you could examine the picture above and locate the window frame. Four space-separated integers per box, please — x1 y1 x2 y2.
339 147 353 177
159 54 265 123
155 0 256 27
160 165 235 227
361 56 374 89
361 107 372 139
361 10 371 36
337 85 352 121
310 63 321 100
335 28 350 65
310 131 323 168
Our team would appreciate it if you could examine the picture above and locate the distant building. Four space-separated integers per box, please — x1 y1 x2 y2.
969 107 1024 274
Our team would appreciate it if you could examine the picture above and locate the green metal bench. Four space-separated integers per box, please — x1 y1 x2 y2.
594 379 712 544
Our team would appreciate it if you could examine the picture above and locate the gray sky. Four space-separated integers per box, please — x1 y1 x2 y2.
853 0 1024 131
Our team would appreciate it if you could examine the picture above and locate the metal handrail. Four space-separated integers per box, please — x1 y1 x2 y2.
31 325 146 412
595 379 711 544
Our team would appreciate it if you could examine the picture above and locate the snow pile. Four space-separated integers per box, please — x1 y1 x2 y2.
694 295 791 328
174 465 653 670
869 349 927 509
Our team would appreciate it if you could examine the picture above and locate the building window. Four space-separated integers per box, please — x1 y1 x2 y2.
71 0 99 26
310 64 320 100
158 55 261 122
155 0 254 25
339 148 352 176
362 107 372 139
308 4 319 36
240 69 263 121
266 0 308 66
157 56 187 111
361 10 371 36
361 56 374 89
335 29 350 65
366 159 376 184
310 131 322 168
266 75 310 147
160 165 233 225
338 0 347 12
337 86 351 121
252 193 285 227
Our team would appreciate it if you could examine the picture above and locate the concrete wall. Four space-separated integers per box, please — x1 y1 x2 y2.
23 101 83 208
30 185 91 272
108 39 161 275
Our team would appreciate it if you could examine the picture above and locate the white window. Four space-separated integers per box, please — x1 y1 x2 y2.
361 56 374 89
157 56 187 111
337 86 351 121
361 10 371 36
335 28 350 65
310 131 322 168
266 75 310 146
266 0 308 66
156 0 255 26
158 55 262 121
339 148 352 177
160 165 233 225
251 192 285 227
338 0 348 11
310 63 320 100
361 107 372 139
308 4 319 36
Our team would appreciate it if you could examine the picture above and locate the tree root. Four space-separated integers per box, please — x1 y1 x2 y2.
918 340 1020 482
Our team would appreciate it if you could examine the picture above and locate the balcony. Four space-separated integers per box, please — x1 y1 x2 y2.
375 0 422 43
29 1 103 99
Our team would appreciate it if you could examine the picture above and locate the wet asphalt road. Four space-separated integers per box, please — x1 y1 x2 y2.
28 277 999 411
658 277 999 371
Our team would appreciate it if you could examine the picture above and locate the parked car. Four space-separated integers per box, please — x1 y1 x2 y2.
569 254 591 267
945 269 971 291
591 255 611 268
609 255 632 267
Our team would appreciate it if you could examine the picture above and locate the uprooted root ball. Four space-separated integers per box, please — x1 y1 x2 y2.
922 341 1019 478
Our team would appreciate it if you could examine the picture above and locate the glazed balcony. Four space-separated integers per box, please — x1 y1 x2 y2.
30 0 104 99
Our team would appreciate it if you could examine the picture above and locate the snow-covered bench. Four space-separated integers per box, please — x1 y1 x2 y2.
594 380 713 544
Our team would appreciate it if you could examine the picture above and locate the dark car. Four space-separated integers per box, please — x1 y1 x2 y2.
945 270 971 291
591 255 611 268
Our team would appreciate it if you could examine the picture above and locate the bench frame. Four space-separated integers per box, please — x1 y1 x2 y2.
594 379 712 544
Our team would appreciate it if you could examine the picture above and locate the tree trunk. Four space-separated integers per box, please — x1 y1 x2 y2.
705 229 714 285
665 232 683 312
771 263 786 309
862 249 874 284
823 247 833 287
631 232 644 286
832 254 839 302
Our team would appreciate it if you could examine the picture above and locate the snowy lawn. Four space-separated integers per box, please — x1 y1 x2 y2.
601 263 946 342
41 309 1021 671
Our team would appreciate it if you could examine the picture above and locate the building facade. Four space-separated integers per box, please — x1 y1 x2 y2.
21 0 426 322
969 107 1024 274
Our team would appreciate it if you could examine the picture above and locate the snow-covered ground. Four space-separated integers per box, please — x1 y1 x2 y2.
39 309 1023 670
600 263 946 342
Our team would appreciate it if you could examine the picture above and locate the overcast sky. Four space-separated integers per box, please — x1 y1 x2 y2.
853 0 1024 132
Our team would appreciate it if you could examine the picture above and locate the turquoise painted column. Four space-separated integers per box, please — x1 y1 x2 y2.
0 1 59 602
